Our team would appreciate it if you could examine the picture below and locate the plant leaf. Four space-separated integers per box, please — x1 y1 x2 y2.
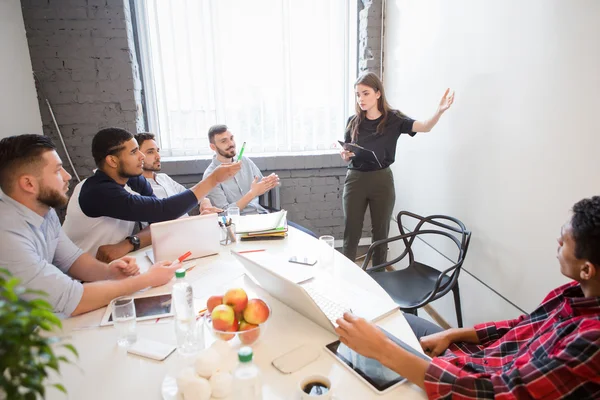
63 343 79 358
53 383 67 394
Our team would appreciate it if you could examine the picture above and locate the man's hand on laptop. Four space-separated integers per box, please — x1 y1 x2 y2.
250 173 280 197
210 162 242 183
107 256 140 279
145 260 182 287
335 312 389 360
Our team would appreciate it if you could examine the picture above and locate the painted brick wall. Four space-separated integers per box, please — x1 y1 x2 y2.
21 0 143 178
359 0 383 74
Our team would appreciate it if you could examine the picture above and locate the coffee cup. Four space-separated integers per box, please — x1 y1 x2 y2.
299 375 332 399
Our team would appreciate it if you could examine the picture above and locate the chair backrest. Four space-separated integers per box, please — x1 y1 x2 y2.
396 211 472 295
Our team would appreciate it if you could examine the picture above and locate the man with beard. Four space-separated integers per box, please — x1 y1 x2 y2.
203 125 318 237
63 127 240 262
0 134 183 316
203 125 280 215
134 132 221 217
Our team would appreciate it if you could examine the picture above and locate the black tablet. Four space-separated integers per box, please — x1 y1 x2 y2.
325 327 431 394
101 294 173 326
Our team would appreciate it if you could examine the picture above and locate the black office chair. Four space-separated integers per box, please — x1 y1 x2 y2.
361 211 471 328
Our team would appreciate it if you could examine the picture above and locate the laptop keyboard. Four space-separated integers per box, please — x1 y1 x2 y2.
302 281 351 327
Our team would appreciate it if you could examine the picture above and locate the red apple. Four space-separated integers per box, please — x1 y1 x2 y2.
211 304 235 331
238 320 260 345
223 288 248 313
216 317 239 341
243 299 270 325
206 295 224 313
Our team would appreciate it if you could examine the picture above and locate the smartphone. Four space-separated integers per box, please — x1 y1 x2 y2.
289 256 317 266
126 338 176 361
272 344 321 374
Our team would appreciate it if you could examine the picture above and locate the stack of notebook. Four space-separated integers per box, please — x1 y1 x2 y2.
237 210 288 241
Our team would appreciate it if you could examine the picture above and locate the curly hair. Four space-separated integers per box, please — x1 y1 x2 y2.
571 196 600 267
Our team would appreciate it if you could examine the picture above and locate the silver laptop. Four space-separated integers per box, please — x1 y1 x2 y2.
232 250 359 334
150 213 220 263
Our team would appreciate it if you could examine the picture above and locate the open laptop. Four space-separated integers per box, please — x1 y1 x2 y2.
150 213 220 263
231 250 399 334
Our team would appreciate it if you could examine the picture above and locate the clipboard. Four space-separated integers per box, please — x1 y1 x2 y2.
338 140 383 168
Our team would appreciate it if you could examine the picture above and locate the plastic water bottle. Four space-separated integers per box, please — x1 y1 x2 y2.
233 347 262 400
172 268 198 355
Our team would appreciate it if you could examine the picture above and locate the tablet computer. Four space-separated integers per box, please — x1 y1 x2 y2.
325 327 431 394
100 293 173 326
337 141 382 168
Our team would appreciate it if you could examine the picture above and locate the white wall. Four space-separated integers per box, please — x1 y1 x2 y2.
0 0 42 138
384 0 600 325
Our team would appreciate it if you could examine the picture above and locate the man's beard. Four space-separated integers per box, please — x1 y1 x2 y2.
117 160 142 179
217 146 236 159
143 162 161 173
38 185 69 209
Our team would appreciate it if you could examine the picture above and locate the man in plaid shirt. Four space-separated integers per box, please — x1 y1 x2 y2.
336 196 600 399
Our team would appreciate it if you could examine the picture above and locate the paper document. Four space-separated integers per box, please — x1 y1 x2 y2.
236 210 287 234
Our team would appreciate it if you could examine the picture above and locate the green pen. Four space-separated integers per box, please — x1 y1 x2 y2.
237 141 247 162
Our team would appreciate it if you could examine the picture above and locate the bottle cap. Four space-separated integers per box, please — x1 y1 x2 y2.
175 268 186 278
238 346 253 363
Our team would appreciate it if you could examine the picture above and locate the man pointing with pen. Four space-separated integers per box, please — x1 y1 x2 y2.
203 125 279 215
203 125 317 237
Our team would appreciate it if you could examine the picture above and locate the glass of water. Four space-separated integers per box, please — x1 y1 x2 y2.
318 235 335 267
227 206 240 224
111 296 137 347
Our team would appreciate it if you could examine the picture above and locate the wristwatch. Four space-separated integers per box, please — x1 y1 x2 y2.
126 235 141 251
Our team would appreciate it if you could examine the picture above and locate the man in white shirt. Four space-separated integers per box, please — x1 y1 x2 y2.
135 133 221 215
0 134 181 316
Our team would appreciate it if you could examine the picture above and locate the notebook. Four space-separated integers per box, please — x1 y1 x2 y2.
235 210 287 234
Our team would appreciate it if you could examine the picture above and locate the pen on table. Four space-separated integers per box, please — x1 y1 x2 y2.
237 141 246 162
172 251 192 266
196 308 208 320
238 249 266 254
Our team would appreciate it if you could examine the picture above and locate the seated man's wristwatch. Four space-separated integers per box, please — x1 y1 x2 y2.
126 235 140 251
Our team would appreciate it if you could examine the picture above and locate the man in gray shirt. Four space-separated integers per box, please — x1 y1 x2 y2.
203 125 317 237
0 135 181 317
203 125 279 215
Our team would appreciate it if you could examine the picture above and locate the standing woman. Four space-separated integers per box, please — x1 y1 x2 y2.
340 72 454 265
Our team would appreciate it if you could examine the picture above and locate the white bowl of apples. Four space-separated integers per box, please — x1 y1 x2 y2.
205 288 271 346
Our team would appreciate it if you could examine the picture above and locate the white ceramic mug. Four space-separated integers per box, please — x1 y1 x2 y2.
298 375 332 399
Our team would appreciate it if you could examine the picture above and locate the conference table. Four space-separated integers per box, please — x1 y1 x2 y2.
49 227 428 399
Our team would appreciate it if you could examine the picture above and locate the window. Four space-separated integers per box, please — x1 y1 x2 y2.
134 0 357 157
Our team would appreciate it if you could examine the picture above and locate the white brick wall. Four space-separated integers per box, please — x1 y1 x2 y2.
22 0 143 178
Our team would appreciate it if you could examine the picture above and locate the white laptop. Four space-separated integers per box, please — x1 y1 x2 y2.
231 250 399 334
150 213 220 263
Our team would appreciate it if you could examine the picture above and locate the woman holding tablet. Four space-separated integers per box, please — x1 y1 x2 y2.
340 72 454 265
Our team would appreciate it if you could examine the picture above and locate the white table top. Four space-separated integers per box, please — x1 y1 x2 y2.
48 228 427 400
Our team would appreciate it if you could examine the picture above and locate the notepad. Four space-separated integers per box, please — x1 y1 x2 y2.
236 210 287 234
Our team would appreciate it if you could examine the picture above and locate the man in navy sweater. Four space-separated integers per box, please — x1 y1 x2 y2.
63 127 240 261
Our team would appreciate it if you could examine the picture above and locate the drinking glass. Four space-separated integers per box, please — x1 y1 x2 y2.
318 235 335 267
111 296 137 347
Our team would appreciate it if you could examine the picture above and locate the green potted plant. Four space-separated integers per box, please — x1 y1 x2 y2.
0 269 77 399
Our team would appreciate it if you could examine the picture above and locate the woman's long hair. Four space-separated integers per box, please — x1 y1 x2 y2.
347 72 405 142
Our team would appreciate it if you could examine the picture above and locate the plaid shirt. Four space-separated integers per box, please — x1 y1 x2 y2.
424 281 600 399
